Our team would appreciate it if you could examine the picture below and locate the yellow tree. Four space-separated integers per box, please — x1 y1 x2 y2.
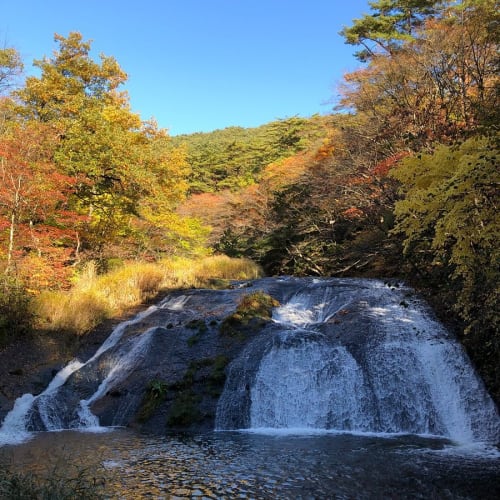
134 122 209 258
16 33 193 259
16 33 137 252
0 47 23 94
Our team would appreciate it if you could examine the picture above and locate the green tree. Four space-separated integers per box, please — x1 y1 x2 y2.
172 116 329 194
340 0 442 61
390 135 499 395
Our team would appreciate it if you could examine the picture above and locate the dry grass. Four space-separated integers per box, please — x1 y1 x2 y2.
34 256 262 335
162 255 262 288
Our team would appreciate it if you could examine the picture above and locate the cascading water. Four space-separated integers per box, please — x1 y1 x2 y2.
250 335 370 430
1 277 499 447
0 294 191 445
216 278 500 444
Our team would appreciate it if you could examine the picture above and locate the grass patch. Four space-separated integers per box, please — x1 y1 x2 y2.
34 256 263 335
34 289 110 335
136 379 169 423
220 290 279 337
0 465 106 499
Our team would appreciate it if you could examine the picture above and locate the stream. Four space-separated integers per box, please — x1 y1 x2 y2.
1 427 499 498
0 277 499 497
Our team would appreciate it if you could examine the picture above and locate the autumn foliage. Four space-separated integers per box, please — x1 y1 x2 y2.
0 1 498 402
0 120 82 288
0 33 202 292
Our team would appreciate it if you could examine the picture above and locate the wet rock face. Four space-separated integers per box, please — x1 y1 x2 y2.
22 282 283 433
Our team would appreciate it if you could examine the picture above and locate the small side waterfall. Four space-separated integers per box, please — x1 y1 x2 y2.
0 359 85 445
0 295 190 445
76 327 157 428
216 279 500 444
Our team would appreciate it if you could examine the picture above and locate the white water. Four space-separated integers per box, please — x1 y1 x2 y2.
243 280 500 444
0 294 190 446
272 286 353 326
2 278 499 448
251 340 370 430
0 394 35 445
77 327 156 428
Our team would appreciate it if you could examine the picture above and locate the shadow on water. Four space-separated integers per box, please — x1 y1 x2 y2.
1 428 499 499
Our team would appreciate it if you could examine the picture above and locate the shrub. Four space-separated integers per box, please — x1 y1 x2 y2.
0 275 33 346
0 466 106 499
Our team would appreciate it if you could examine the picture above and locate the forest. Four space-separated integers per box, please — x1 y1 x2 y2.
0 0 498 402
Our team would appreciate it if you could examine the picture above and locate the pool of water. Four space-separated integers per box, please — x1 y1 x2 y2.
1 429 499 498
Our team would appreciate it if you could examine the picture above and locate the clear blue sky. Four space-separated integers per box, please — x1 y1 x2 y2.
1 0 369 135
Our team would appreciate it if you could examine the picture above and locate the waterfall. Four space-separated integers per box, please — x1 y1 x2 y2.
216 278 500 444
0 294 190 445
1 277 499 447
250 336 371 430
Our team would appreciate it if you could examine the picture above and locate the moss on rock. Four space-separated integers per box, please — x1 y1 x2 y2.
167 390 202 427
136 379 168 423
220 291 279 337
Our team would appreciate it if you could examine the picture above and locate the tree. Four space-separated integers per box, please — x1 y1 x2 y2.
134 122 209 258
172 116 330 194
340 0 442 61
391 136 499 317
420 0 500 129
17 32 127 123
0 120 80 287
390 134 499 396
339 0 499 149
15 33 192 259
0 47 23 94
15 34 137 251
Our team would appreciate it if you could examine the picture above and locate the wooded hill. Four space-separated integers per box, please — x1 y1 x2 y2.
0 0 498 401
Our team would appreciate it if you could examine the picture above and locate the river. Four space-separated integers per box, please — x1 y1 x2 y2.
1 428 499 498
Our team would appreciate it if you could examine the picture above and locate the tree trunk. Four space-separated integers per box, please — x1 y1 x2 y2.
5 177 21 275
6 210 15 273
